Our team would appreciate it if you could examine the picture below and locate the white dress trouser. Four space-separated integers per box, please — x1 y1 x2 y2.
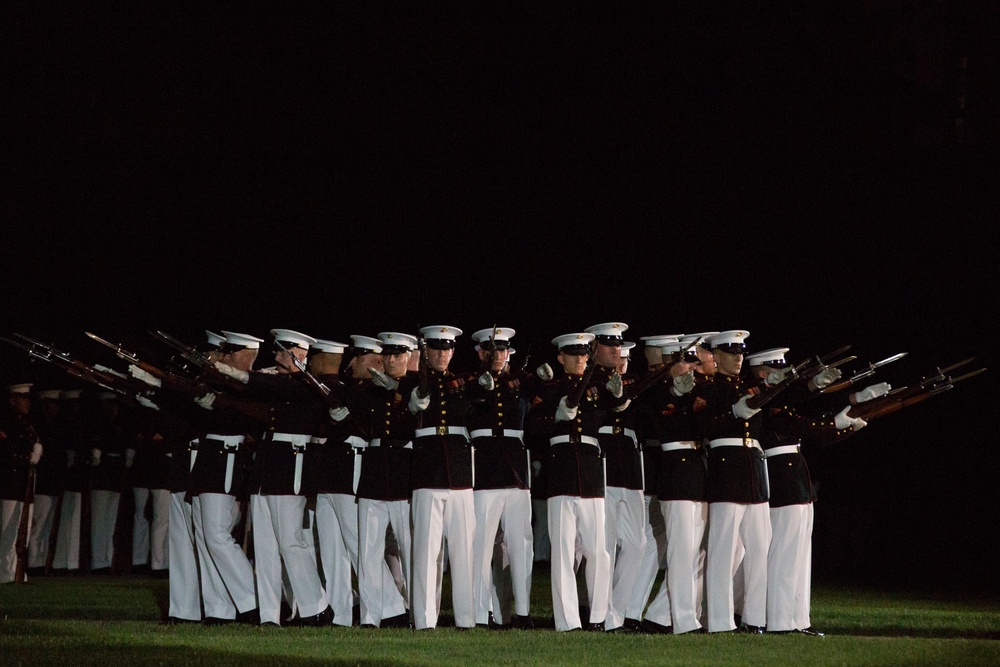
53 491 82 570
132 488 170 570
132 487 151 566
473 488 533 624
0 500 27 583
646 499 709 633
168 492 201 621
90 490 119 570
252 494 328 625
411 487 476 629
192 493 256 619
27 493 57 568
603 486 647 629
767 503 814 632
316 492 359 626
357 498 410 626
548 495 610 631
706 501 771 631
626 494 667 621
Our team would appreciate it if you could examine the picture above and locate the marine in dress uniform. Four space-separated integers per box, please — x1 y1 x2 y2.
407 325 477 630
746 348 878 636
52 389 87 574
693 330 771 633
129 401 172 576
27 389 66 574
214 328 332 626
0 384 43 583
357 332 418 628
306 337 366 627
188 331 263 624
88 391 129 573
584 323 646 633
466 327 535 629
641 334 713 634
526 333 611 632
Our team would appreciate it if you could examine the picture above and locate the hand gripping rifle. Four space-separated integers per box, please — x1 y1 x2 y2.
148 330 248 392
745 356 815 410
625 335 703 401
417 332 430 399
480 325 499 375
817 351 909 395
848 358 984 421
85 332 272 423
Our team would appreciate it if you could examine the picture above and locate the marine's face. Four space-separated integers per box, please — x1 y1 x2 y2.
382 351 411 378
477 347 510 372
558 351 589 375
714 348 743 376
426 347 453 372
225 348 258 372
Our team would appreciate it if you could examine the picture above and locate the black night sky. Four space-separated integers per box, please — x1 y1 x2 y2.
3 5 999 594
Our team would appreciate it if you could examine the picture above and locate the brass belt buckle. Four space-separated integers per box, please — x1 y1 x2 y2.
613 426 621 435
437 425 447 436
291 443 306 454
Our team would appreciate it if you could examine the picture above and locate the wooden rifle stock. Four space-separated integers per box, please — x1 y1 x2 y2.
13 464 35 584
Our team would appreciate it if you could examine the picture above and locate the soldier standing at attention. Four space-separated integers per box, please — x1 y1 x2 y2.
1 384 43 583
407 325 477 630
357 332 418 628
526 333 611 632
466 326 535 629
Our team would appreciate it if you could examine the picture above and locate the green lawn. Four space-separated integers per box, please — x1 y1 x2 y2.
1 574 998 666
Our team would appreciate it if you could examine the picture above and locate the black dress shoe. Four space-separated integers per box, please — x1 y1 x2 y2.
26 566 46 577
260 622 280 627
299 606 333 627
509 614 535 630
203 617 232 626
360 623 377 629
236 608 261 625
622 618 642 633
739 623 765 634
164 616 200 625
151 568 169 579
381 613 409 628
639 619 672 635
797 627 825 637
90 567 111 575
584 622 605 632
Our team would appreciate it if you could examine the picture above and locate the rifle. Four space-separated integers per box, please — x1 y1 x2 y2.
480 325 499 375
745 356 814 410
148 330 248 392
86 332 272 423
817 351 909 395
13 462 36 584
417 332 430 399
565 340 599 409
2 334 139 399
626 335 703 400
848 361 984 421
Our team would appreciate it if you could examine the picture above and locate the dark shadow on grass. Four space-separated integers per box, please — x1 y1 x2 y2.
820 625 1000 640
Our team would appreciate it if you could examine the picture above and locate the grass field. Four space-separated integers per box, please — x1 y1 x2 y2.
2 573 999 666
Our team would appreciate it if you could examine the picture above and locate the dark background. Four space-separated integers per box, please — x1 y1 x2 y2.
3 4 998 595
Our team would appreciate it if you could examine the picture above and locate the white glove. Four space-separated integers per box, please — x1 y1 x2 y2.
370 368 399 391
834 405 866 430
670 372 696 396
30 442 43 465
125 448 136 468
91 448 102 466
66 449 77 467
129 364 161 388
555 396 578 422
329 406 350 422
612 398 632 413
135 394 160 411
733 395 762 420
478 372 495 391
766 368 788 386
812 367 843 389
606 372 623 398
536 363 554 381
408 387 430 413
194 393 217 410
853 382 891 403
214 361 249 384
